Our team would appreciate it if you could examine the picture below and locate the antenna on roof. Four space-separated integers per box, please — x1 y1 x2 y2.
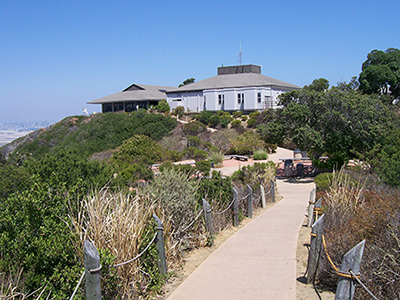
238 43 243 65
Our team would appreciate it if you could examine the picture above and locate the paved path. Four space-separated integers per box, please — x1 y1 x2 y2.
167 177 315 300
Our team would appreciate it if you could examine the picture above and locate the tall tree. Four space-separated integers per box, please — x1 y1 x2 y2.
277 80 393 169
178 78 195 87
359 48 400 99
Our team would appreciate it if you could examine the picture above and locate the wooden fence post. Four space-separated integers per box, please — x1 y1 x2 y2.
314 197 322 222
232 188 239 227
84 240 101 300
153 214 167 275
246 184 253 218
260 184 266 208
202 199 214 245
335 240 366 300
306 214 325 284
271 179 275 203
307 188 316 227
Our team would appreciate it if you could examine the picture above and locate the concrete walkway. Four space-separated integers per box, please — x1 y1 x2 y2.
167 178 315 300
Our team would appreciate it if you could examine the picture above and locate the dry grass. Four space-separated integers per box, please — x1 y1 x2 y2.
0 269 47 299
317 169 400 299
68 189 179 298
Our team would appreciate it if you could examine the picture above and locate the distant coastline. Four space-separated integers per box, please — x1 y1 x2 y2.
0 121 51 147
0 130 32 147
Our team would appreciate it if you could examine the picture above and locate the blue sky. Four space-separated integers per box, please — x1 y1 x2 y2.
1 0 399 123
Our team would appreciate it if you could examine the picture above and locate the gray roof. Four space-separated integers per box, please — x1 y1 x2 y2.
87 83 174 104
166 73 301 93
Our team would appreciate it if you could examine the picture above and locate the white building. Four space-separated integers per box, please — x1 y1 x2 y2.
166 64 301 113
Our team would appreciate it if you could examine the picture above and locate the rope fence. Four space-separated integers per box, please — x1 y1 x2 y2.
180 209 204 232
113 232 158 268
212 197 236 215
306 189 380 300
71 179 276 299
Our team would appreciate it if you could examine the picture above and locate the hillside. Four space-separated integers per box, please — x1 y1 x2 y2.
0 111 177 160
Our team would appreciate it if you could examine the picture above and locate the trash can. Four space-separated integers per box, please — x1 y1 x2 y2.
296 163 304 178
284 159 295 177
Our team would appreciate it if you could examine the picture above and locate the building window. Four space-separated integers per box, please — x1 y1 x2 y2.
218 94 224 105
113 102 124 112
102 103 113 113
237 93 244 104
257 92 261 103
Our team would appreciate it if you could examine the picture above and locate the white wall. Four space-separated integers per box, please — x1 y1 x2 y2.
167 86 291 112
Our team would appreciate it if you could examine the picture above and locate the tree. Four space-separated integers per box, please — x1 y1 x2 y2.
174 105 185 117
359 48 400 99
156 99 170 113
278 82 393 169
178 78 195 87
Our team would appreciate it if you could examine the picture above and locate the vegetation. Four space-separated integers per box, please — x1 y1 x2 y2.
228 131 266 155
2 47 400 298
315 169 400 299
359 48 400 99
5 112 177 160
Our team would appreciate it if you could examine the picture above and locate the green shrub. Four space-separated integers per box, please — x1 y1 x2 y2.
241 115 248 121
197 171 233 210
15 112 177 160
209 149 224 167
246 118 257 128
209 115 220 128
219 114 232 128
253 149 268 160
113 135 163 165
187 135 202 147
156 100 170 113
193 148 208 161
231 161 276 186
249 111 260 119
172 106 184 117
231 119 241 128
314 172 332 191
202 142 213 150
232 111 242 118
144 168 199 233
196 160 212 177
229 131 266 155
314 171 354 192
119 163 153 185
196 110 213 125
183 121 207 135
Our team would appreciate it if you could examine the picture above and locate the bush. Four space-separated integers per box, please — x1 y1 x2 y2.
187 135 202 147
249 111 260 119
119 163 153 186
209 115 220 128
209 149 224 167
219 114 232 128
183 121 207 135
231 161 276 187
253 149 268 160
156 100 170 113
229 131 266 155
113 135 163 165
316 169 400 297
208 128 238 153
241 115 248 121
196 160 212 177
230 119 241 128
174 106 185 117
246 118 257 128
144 168 199 236
196 110 213 125
232 111 242 118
